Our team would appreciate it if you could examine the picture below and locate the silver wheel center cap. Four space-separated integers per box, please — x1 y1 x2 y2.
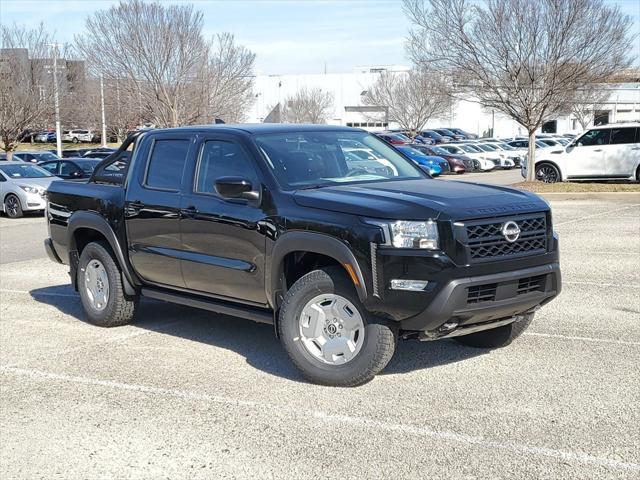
298 294 365 366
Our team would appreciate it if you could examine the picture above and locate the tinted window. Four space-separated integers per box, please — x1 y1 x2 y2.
40 162 59 174
146 139 190 190
610 128 637 145
60 161 81 176
578 129 610 146
195 141 258 194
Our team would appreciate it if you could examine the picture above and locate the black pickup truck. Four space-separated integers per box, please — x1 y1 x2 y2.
45 125 561 386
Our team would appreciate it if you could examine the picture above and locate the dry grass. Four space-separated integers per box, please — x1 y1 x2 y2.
513 181 640 192
15 142 121 152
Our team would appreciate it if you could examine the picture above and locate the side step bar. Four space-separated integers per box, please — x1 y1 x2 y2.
141 288 274 325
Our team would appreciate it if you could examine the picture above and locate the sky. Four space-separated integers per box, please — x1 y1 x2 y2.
0 0 638 75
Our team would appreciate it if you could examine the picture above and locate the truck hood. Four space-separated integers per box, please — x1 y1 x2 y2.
293 179 548 220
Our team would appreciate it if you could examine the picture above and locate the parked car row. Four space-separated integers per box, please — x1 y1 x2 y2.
32 129 98 144
373 132 519 174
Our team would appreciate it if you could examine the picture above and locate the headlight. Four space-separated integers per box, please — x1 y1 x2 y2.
19 185 41 194
389 220 439 249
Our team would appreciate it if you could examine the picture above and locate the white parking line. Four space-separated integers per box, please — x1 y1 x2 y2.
1 365 638 473
0 288 77 297
524 332 640 346
554 204 640 227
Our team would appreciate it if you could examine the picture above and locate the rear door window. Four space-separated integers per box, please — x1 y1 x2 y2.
145 139 190 191
610 128 637 145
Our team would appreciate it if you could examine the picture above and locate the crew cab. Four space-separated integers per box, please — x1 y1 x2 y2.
44 125 561 386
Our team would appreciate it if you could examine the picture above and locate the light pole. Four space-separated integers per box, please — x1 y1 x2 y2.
100 75 107 147
49 43 63 158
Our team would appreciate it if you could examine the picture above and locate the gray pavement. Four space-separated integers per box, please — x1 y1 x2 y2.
1 197 639 479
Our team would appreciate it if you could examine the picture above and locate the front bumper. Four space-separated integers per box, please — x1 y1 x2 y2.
399 262 560 332
44 238 63 264
22 192 47 211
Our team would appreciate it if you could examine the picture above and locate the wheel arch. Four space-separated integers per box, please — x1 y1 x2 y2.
268 232 368 310
67 211 136 295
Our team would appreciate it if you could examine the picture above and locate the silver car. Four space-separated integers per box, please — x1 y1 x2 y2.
0 162 57 218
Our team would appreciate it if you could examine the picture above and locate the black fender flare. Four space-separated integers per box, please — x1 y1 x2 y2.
534 160 563 181
267 231 368 309
67 211 137 296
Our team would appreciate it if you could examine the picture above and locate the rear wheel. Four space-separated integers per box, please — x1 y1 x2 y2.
536 163 560 183
455 313 534 349
72 137 79 144
4 194 23 218
278 267 396 387
78 241 137 327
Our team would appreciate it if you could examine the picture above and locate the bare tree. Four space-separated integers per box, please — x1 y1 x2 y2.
75 0 255 128
281 87 334 124
363 69 455 137
404 0 635 181
565 84 611 131
0 23 54 158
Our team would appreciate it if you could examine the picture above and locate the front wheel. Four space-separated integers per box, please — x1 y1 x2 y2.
455 313 534 349
536 163 560 183
4 194 23 218
278 268 396 387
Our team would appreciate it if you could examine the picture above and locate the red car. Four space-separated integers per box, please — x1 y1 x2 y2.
410 144 475 173
375 132 411 145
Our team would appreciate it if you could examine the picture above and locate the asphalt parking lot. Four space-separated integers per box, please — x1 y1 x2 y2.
1 196 638 479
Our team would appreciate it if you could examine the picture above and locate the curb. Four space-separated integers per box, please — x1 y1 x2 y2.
537 192 640 201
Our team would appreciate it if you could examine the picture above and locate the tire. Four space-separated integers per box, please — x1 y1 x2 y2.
4 194 23 218
278 267 396 387
635 165 640 182
77 241 137 327
535 163 560 183
454 313 534 349
72 137 79 144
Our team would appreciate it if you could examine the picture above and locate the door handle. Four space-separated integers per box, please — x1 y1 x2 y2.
631 147 640 150
593 149 603 152
125 200 144 217
181 205 199 218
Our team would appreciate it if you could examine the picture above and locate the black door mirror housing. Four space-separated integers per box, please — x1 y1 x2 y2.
215 176 259 202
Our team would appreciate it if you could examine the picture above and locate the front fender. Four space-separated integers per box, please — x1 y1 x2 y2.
267 231 368 309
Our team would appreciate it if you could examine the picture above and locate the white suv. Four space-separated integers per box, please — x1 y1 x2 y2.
525 123 640 182
63 129 95 143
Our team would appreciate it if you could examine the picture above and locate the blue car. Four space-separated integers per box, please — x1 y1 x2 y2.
396 146 448 176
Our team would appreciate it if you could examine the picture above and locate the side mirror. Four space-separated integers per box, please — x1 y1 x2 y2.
215 176 259 202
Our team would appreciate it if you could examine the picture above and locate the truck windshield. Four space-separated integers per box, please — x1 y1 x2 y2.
0 164 53 178
255 131 425 189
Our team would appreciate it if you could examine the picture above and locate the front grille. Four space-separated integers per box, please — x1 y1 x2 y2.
467 283 497 303
517 275 546 294
463 213 548 263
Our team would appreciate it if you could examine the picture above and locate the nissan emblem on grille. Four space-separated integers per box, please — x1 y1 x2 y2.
501 221 521 243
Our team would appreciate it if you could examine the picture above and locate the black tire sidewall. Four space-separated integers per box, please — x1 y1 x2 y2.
5 194 23 218
78 242 122 326
279 269 395 385
536 163 559 183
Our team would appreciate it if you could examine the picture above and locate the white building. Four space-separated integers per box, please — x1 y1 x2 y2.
247 66 640 137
